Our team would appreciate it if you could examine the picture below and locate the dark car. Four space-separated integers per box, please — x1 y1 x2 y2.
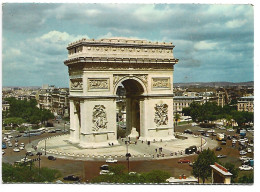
48 156 56 160
216 147 222 151
63 175 80 181
15 134 22 138
221 141 227 145
184 129 192 134
100 164 109 170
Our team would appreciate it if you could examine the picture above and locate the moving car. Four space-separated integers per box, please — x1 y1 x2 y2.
100 164 109 170
99 170 114 175
178 159 191 163
184 129 192 134
247 148 252 153
239 165 253 171
221 141 227 145
240 150 247 155
217 154 227 158
216 147 222 151
19 146 25 150
2 150 5 155
8 143 13 147
48 156 56 160
13 148 20 152
207 129 215 133
106 158 118 163
227 128 234 132
63 175 80 181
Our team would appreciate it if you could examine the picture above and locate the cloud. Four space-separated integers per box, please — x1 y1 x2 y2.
194 41 218 50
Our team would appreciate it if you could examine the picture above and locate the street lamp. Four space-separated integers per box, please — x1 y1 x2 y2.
125 138 132 174
36 152 42 175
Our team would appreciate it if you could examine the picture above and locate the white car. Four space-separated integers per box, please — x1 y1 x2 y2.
207 129 215 133
2 150 5 155
239 165 253 171
240 150 247 155
198 130 205 132
247 148 252 153
238 139 245 143
248 143 254 147
3 137 8 140
240 156 252 161
244 138 248 142
13 148 20 152
8 135 13 138
227 128 234 132
219 127 226 130
232 140 237 144
19 146 25 150
20 143 25 146
20 158 32 162
106 158 118 163
99 170 114 175
8 143 13 147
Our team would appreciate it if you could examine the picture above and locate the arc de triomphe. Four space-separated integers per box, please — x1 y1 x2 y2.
64 37 179 148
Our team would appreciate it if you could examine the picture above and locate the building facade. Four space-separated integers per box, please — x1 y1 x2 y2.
237 96 254 112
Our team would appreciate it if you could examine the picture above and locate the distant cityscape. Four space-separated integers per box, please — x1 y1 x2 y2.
2 81 254 122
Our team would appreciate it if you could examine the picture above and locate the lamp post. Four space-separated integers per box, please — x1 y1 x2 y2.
36 152 42 175
125 138 131 174
44 139 47 155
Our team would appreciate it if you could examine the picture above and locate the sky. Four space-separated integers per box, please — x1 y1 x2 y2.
2 3 254 87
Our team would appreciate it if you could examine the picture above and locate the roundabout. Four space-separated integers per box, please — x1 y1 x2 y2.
35 133 218 161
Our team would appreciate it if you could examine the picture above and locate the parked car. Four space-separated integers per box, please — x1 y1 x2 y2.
240 150 247 155
106 158 118 163
239 165 253 171
219 127 226 130
227 128 234 132
216 147 222 151
2 142 7 149
178 159 191 164
15 134 22 138
20 143 25 146
2 150 5 155
198 130 205 132
239 156 252 161
217 154 227 158
240 156 252 161
63 175 80 181
207 129 215 133
8 143 13 147
247 148 252 153
248 143 253 147
14 143 19 147
13 148 20 152
48 156 56 160
205 133 210 137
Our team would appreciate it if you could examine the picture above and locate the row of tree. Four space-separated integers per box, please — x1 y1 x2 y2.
182 102 253 126
3 97 54 126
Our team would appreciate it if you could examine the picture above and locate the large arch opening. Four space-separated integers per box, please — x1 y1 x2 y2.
115 78 145 139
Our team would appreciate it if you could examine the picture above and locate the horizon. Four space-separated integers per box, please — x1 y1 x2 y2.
2 4 254 87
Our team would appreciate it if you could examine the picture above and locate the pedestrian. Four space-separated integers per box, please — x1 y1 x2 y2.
112 143 114 146
155 148 157 153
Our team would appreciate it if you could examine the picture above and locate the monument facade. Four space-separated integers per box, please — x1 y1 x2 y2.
64 37 179 148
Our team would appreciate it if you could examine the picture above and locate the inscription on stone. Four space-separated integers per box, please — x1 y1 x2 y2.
154 103 168 127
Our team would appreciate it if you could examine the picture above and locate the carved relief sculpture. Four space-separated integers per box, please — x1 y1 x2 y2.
88 79 109 90
152 78 170 89
70 79 83 90
92 105 108 131
154 104 168 126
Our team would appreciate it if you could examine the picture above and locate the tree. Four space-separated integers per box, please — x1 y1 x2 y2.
222 163 239 183
192 148 218 183
2 163 61 183
238 173 254 184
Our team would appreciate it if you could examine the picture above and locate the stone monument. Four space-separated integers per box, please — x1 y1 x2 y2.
64 37 179 148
